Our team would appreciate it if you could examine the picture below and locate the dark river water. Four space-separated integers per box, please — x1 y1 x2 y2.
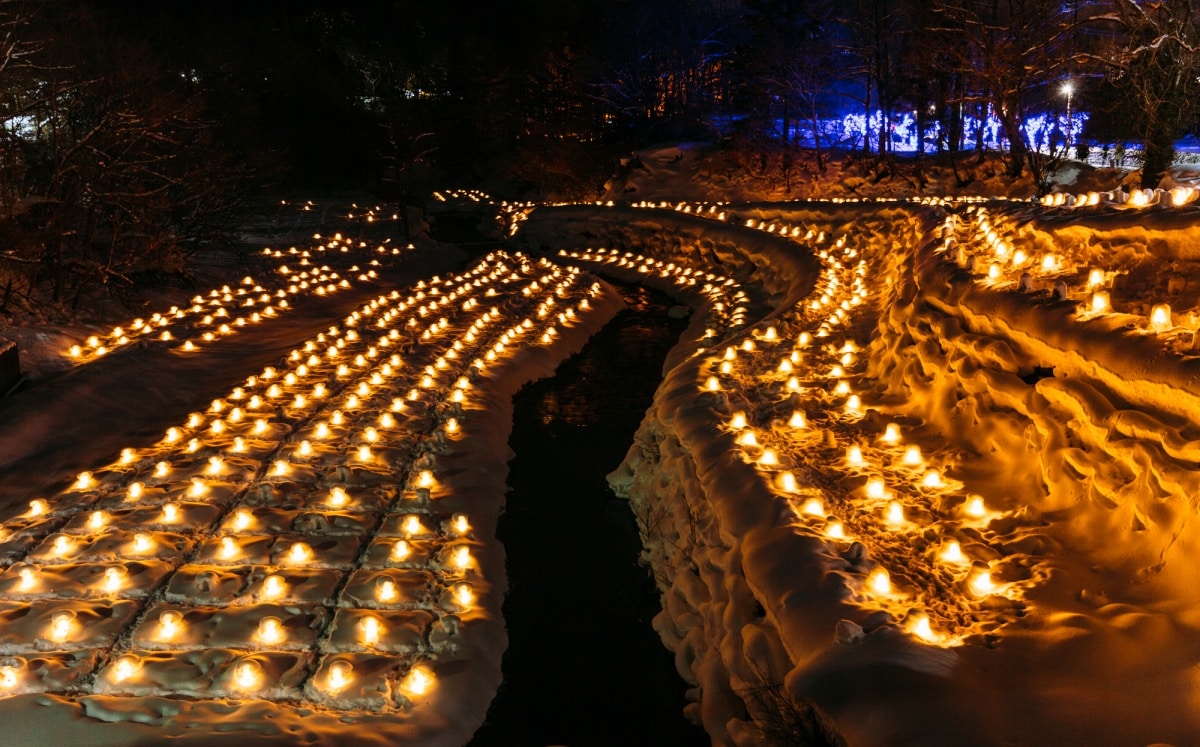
468 283 708 746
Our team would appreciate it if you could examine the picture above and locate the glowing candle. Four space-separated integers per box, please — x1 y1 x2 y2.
272 460 288 476
865 478 886 500
737 430 758 448
102 566 126 594
452 546 471 569
189 478 208 498
256 616 284 645
110 654 139 683
287 542 312 564
357 445 372 462
262 574 286 600
963 495 987 518
74 471 94 490
401 665 432 697
906 612 940 643
921 469 944 488
207 456 224 475
902 445 923 466
866 567 891 595
0 662 19 690
799 497 823 516
88 510 106 530
359 616 382 646
49 610 75 643
402 515 424 537
417 470 433 488
969 566 997 596
297 440 313 457
846 445 864 467
231 508 253 532
375 578 398 603
52 534 73 557
374 533 408 566
27 498 48 516
18 566 37 591
326 661 353 692
160 503 180 523
328 486 350 507
233 660 261 691
885 501 905 526
771 471 795 492
120 448 136 464
1150 303 1172 332
940 540 967 564
881 423 901 444
825 520 846 539
133 532 154 554
454 582 473 608
1090 290 1110 314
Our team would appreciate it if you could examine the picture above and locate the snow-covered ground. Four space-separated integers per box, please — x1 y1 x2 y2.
5 169 1200 745
516 189 1200 745
0 212 628 744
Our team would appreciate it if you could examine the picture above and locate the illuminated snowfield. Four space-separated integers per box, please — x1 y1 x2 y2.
3 190 1200 745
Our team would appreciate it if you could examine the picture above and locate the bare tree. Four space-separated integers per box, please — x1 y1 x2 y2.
1089 0 1200 188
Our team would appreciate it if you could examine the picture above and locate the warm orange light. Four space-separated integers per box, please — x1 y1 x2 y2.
256 616 285 645
287 542 312 564
157 610 183 641
969 566 997 596
401 665 433 697
132 532 154 554
866 566 892 595
262 574 286 600
376 578 398 603
49 610 75 643
233 659 262 691
110 654 140 683
102 566 126 594
359 615 382 646
325 661 353 692
939 540 967 564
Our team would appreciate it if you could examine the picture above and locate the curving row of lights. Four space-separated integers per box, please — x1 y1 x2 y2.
0 249 605 714
66 227 409 363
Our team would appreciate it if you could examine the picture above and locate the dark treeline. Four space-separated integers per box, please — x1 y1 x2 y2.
0 0 1196 316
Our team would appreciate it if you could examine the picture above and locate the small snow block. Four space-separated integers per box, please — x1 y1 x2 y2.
0 339 17 393
835 619 864 645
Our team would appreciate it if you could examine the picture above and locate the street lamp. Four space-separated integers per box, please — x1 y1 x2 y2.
1061 81 1075 151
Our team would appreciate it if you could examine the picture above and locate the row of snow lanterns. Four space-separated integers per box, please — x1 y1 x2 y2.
1041 186 1198 209
432 189 493 205
559 247 747 334
66 229 401 362
952 206 1179 334
2 250 600 707
707 220 1016 645
342 202 404 223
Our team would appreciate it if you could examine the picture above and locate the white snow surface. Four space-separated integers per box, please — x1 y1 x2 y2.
519 196 1200 745
0 221 628 745
7 183 1200 745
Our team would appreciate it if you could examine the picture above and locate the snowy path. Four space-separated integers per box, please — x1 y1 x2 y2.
5 190 1200 745
519 197 1200 745
0 229 626 744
